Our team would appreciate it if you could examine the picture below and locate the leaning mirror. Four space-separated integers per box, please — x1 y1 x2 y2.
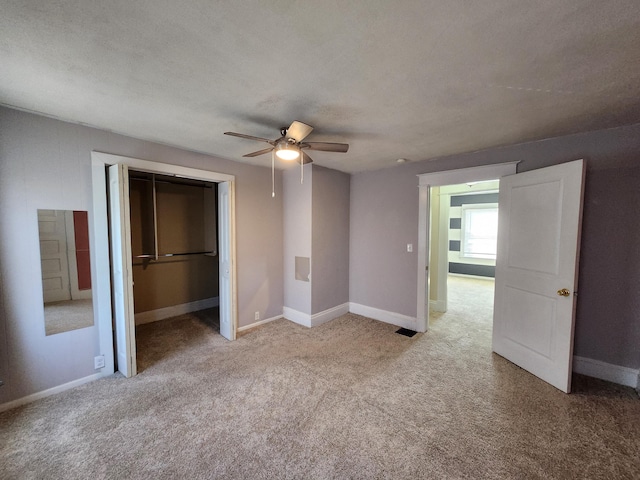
38 209 94 335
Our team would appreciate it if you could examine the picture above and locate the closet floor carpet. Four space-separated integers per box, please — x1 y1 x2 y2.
1 290 639 479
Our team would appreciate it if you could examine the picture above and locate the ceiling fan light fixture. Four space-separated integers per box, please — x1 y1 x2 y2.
275 143 300 161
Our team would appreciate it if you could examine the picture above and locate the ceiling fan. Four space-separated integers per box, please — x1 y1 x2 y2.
224 120 349 165
225 120 349 197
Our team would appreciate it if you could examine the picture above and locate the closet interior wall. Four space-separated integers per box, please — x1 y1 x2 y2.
129 171 219 322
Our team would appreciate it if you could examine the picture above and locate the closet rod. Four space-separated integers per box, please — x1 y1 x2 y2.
135 251 215 259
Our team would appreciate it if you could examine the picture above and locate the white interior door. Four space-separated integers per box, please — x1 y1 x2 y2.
38 209 72 303
493 160 585 393
108 164 137 377
218 181 235 340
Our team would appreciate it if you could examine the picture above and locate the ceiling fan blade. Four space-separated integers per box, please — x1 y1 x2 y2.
301 151 314 164
301 142 349 153
224 132 274 144
243 147 274 157
286 121 313 142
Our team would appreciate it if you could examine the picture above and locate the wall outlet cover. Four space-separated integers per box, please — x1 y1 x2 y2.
94 355 105 369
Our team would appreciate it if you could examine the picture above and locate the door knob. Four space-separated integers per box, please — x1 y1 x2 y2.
557 288 570 297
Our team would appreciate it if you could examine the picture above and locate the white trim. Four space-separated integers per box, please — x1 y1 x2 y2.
283 303 350 328
429 299 446 312
91 159 116 376
135 297 219 325
416 161 519 333
237 314 283 332
283 306 312 327
91 152 235 183
311 303 349 327
573 356 640 388
0 373 104 413
417 161 520 187
349 303 418 330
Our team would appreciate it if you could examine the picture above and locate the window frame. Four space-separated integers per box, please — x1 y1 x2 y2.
460 203 499 260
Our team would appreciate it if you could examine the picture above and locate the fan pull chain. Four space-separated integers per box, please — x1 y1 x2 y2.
271 150 275 197
300 151 304 184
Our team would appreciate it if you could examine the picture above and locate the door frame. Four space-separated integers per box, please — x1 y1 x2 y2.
416 162 519 332
91 152 237 375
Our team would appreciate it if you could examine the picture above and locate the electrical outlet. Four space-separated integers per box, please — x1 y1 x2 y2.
407 243 413 252
94 355 105 369
255 311 260 321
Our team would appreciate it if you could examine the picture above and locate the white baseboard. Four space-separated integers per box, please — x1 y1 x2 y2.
348 302 418 331
311 303 349 327
237 314 282 332
573 356 640 388
283 303 350 328
283 306 312 327
135 297 219 325
0 372 104 413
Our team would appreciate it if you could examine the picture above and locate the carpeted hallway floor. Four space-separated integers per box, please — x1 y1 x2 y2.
1 276 639 479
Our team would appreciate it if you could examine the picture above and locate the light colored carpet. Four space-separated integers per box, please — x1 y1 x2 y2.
1 277 639 479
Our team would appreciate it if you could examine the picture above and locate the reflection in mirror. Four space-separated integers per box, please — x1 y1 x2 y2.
38 209 94 335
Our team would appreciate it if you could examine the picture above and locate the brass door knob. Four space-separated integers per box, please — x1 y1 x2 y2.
557 288 571 297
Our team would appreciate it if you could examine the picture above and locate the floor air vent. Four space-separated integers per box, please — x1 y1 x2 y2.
396 328 417 337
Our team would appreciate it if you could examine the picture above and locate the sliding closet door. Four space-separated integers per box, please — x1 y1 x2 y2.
218 181 234 340
108 164 137 377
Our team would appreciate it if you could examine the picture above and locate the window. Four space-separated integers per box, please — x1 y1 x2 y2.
460 204 498 259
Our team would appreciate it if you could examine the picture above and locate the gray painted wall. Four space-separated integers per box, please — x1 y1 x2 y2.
0 107 284 404
283 164 312 315
311 166 350 314
350 123 640 370
2 103 639 406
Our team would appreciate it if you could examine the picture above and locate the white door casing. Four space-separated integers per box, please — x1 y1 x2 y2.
492 160 585 393
108 164 137 378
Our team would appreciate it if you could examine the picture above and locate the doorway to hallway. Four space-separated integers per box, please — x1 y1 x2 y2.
429 275 495 346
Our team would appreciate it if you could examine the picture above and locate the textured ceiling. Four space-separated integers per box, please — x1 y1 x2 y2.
1 1 640 173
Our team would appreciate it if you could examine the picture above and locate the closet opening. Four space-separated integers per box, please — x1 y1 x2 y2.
91 151 237 379
128 171 221 372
